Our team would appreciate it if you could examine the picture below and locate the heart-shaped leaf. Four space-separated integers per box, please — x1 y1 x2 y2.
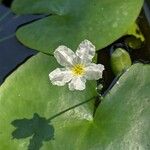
0 52 149 149
11 0 143 54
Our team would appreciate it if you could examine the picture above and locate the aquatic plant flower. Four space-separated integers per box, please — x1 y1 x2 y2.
49 40 104 91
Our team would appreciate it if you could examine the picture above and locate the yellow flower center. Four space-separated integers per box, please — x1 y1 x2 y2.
71 64 85 76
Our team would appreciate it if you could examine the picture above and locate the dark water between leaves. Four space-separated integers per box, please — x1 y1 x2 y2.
98 4 150 94
1 0 13 7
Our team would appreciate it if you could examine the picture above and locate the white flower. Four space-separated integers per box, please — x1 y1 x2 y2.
49 40 104 91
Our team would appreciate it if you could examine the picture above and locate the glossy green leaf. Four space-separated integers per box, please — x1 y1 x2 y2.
43 63 150 150
11 0 143 54
92 63 150 149
43 64 150 150
0 52 149 149
0 53 97 150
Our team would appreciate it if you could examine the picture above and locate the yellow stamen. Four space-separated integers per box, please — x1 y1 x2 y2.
71 64 85 76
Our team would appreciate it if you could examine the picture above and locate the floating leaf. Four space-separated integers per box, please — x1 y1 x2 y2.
0 52 149 149
43 63 150 150
11 0 144 54
0 53 96 149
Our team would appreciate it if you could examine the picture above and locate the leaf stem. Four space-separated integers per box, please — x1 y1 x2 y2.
47 96 96 121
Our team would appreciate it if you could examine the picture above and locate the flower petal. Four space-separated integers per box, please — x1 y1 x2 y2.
85 63 104 80
49 68 72 86
76 40 95 64
68 77 86 91
54 46 76 67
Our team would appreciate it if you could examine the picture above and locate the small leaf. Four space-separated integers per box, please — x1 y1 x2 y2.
125 36 144 49
125 23 145 49
126 23 145 42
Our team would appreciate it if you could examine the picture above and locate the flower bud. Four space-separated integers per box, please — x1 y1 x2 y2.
111 48 132 75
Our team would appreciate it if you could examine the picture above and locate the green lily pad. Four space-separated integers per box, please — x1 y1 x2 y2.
0 52 149 149
0 53 96 150
43 63 150 150
11 0 144 54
